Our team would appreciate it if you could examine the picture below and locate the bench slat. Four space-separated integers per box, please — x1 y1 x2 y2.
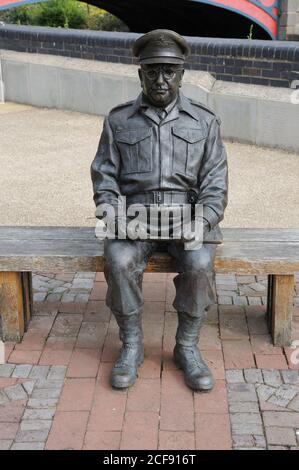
0 226 299 242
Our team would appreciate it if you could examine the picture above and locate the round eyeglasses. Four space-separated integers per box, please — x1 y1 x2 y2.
142 66 183 81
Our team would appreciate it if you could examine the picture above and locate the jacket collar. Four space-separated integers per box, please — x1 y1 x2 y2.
127 91 199 123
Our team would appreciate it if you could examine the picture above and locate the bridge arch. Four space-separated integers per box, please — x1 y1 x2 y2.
0 0 279 39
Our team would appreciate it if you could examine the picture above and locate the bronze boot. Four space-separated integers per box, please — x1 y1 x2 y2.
111 312 144 389
174 311 214 391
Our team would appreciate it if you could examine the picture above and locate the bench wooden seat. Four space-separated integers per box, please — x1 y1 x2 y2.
0 226 298 346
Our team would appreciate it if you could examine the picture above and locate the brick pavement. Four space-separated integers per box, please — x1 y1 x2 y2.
0 272 298 450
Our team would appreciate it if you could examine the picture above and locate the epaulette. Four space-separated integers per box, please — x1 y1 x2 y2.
109 100 135 114
190 99 222 125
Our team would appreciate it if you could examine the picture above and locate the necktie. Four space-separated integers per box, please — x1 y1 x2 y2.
156 109 167 121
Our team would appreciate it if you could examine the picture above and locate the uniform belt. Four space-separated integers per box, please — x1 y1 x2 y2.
126 191 192 206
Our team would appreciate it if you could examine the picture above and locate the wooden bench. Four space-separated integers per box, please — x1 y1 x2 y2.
0 226 298 346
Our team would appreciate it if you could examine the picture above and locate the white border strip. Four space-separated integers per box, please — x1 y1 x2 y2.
0 57 4 102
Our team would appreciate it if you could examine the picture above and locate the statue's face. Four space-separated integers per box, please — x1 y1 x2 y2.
138 64 184 107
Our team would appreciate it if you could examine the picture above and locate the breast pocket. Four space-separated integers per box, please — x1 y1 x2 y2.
116 128 152 174
172 127 207 176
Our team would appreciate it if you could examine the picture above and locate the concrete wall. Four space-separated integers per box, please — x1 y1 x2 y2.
279 0 299 41
1 49 298 152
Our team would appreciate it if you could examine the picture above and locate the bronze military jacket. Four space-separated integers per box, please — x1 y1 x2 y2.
91 91 228 239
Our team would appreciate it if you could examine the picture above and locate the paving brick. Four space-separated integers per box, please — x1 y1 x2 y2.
288 394 299 412
15 429 49 443
138 355 162 379
259 399 288 412
263 411 299 428
120 411 159 450
20 420 54 431
228 383 258 402
219 306 249 340
51 314 83 337
0 364 15 377
268 385 299 407
47 365 67 381
13 333 45 353
88 364 127 432
39 347 74 366
0 390 9 406
142 302 165 323
256 384 276 402
27 398 58 408
57 378 95 411
225 370 245 383
12 364 33 379
250 335 282 355
31 389 61 399
8 350 41 365
89 282 107 301
127 378 160 412
232 434 266 448
29 366 50 381
34 378 64 389
281 370 299 384
195 413 231 450
58 303 86 314
233 297 248 306
158 431 195 450
265 426 297 446
0 400 26 422
0 378 17 388
262 369 282 387
0 440 12 450
255 354 288 370
23 408 56 420
230 412 263 435
101 329 121 363
67 348 100 378
4 384 28 401
160 370 194 432
76 322 108 349
194 379 228 414
229 402 260 413
83 431 121 450
245 306 268 335
22 381 35 395
199 324 222 351
244 368 263 384
217 296 233 305
84 301 111 322
0 422 19 440
223 340 255 369
11 442 45 450
268 445 289 450
46 410 89 450
202 350 225 380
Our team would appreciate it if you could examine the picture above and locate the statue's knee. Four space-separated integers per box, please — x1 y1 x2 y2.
105 244 136 273
184 252 213 274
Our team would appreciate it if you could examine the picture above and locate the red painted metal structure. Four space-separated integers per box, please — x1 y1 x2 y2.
0 0 280 39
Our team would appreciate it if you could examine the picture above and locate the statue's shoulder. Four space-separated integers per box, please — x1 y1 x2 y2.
189 98 221 124
109 100 135 116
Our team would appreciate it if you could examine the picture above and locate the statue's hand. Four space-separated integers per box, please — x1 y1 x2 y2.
181 218 210 243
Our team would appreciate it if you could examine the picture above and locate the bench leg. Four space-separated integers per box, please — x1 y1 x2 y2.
267 274 294 346
0 272 33 342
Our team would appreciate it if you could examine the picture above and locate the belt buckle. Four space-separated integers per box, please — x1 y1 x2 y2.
155 191 162 205
187 189 198 205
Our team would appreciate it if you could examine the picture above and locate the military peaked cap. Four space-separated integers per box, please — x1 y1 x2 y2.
133 29 190 64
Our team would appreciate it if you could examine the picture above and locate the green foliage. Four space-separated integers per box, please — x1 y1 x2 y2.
247 24 254 40
0 1 127 31
87 12 128 32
